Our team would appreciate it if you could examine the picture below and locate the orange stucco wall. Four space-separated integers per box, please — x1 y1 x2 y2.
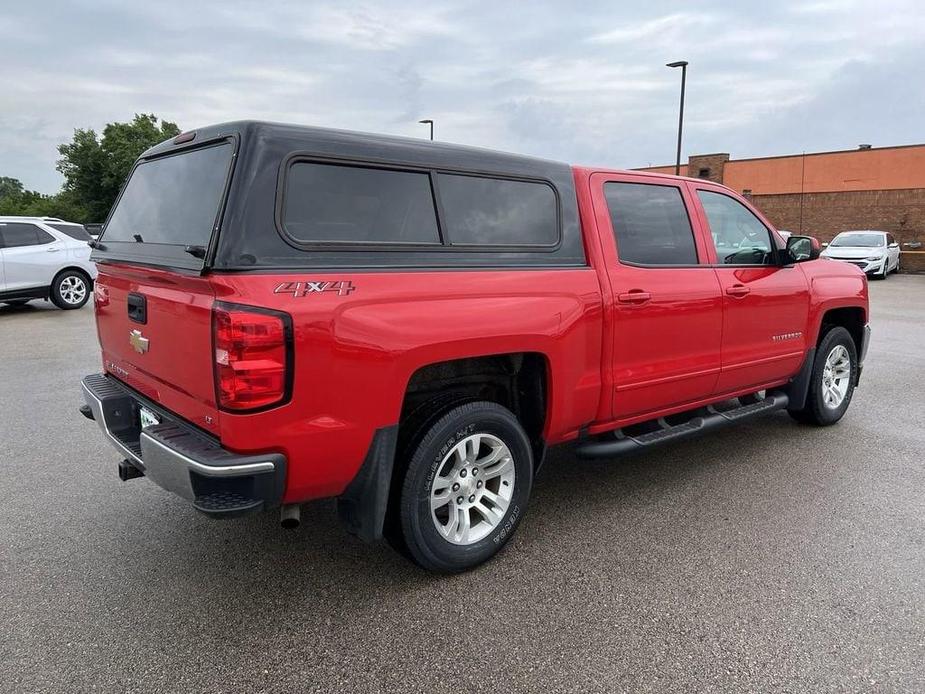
723 146 925 195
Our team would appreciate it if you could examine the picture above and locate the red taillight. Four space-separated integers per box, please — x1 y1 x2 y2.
212 304 291 411
94 283 110 308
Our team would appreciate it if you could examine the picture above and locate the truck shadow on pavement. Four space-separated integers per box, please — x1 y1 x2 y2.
99 411 813 603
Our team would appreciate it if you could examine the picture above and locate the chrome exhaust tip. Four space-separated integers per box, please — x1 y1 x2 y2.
280 504 300 529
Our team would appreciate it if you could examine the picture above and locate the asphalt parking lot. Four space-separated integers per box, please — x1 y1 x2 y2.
1 277 923 693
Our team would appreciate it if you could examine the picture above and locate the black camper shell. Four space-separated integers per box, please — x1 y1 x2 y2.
92 121 586 273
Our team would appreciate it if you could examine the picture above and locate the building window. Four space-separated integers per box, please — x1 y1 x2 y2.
698 167 711 178
742 189 752 197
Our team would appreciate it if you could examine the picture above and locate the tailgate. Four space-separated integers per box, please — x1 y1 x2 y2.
90 137 237 436
96 264 221 435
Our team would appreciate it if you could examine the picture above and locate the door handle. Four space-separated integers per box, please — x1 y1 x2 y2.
617 290 651 304
725 284 750 297
46 247 61 253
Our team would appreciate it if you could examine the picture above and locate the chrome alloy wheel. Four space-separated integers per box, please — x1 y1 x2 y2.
59 276 87 305
821 344 851 409
430 433 515 546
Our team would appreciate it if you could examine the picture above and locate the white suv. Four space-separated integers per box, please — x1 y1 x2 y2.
0 216 99 309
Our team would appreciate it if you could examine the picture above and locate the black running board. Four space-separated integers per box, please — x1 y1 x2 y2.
575 392 789 459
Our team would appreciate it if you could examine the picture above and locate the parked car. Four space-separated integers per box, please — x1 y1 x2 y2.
820 230 900 278
0 216 98 309
80 122 870 572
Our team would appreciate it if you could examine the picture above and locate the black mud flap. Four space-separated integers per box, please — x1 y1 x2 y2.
336 426 398 543
784 347 816 412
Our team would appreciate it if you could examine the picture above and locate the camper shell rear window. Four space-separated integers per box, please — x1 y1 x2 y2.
94 138 236 271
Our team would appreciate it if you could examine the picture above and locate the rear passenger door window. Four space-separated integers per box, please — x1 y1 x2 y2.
0 223 55 248
696 190 775 266
604 182 699 265
436 174 559 247
281 162 441 246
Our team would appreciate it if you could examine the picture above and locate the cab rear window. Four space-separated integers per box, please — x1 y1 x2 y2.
103 143 233 247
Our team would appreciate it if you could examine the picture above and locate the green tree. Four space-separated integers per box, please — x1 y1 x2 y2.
57 113 180 222
17 191 87 220
0 175 88 220
0 176 25 201
56 128 107 221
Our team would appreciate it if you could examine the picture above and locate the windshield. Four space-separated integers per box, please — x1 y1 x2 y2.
102 142 233 247
48 223 91 241
830 232 885 248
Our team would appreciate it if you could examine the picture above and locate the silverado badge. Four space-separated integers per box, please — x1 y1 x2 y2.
129 329 150 354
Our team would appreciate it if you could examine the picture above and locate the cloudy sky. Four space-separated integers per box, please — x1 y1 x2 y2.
2 0 924 194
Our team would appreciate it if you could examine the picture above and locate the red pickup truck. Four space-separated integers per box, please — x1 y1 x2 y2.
81 122 869 572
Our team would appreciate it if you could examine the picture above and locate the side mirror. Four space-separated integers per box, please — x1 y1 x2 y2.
888 242 899 249
785 235 821 263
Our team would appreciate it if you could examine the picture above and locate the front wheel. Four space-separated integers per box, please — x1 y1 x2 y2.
50 270 90 309
788 326 857 426
396 401 533 573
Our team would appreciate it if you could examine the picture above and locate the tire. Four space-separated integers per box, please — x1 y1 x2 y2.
50 270 90 309
396 401 533 573
788 326 857 426
383 392 477 558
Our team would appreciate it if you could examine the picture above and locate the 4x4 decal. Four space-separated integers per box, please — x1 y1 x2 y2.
274 280 356 297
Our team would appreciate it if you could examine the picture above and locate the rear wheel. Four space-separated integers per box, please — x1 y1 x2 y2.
395 401 533 572
788 326 857 426
50 270 90 309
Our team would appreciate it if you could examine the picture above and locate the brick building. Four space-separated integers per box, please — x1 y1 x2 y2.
637 144 925 270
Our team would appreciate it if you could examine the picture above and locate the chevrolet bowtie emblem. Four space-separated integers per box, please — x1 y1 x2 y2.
129 329 150 354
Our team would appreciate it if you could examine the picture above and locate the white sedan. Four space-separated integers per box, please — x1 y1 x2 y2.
0 216 99 309
820 230 901 279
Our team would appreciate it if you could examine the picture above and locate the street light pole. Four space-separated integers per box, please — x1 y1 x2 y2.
666 61 688 176
418 119 434 141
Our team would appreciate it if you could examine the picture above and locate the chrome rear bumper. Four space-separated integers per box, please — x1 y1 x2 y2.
81 373 286 518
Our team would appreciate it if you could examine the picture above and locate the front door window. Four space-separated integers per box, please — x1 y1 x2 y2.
696 190 775 266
